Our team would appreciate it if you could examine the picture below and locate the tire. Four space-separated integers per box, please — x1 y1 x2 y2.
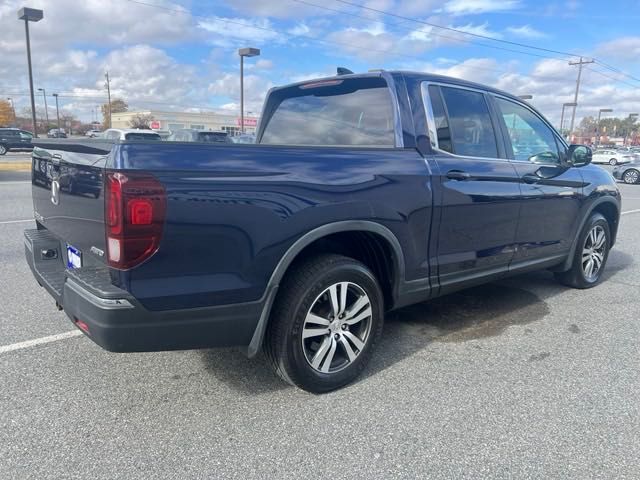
265 254 384 393
0 144 7 155
609 158 617 166
623 168 640 184
555 213 611 289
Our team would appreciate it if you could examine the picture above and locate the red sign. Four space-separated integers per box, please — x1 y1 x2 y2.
237 117 258 127
150 121 161 130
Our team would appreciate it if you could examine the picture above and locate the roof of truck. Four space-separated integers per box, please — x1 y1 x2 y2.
275 70 526 105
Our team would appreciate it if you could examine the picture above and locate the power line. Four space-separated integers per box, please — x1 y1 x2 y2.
330 0 640 86
292 0 566 61
331 0 580 58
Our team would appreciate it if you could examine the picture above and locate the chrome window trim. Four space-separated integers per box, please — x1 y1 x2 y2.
420 81 509 163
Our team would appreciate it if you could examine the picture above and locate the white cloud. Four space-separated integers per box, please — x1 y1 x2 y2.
208 72 275 113
596 36 640 61
222 0 330 19
443 0 521 15
288 23 311 36
454 22 503 39
197 17 283 47
254 59 274 70
506 25 549 39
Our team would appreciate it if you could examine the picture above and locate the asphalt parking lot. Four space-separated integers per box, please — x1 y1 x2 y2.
1 161 639 479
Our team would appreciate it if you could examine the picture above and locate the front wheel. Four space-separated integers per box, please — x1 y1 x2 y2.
0 144 7 155
623 169 640 184
555 213 610 289
265 254 384 393
609 158 617 166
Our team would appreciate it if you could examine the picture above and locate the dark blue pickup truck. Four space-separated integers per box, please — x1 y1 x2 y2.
25 71 620 392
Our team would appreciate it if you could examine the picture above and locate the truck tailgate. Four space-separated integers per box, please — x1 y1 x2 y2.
31 140 111 267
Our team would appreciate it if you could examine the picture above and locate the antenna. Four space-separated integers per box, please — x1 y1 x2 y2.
337 67 354 75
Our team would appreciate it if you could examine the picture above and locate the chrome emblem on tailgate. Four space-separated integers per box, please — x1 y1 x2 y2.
51 180 60 205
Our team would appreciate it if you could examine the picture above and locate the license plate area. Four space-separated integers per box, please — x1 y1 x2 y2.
66 244 82 269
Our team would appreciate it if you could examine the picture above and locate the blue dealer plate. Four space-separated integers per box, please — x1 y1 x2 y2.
66 244 82 269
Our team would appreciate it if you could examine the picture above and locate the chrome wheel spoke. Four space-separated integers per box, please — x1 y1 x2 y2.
345 306 372 326
320 337 338 373
345 295 369 319
343 331 365 351
311 337 332 370
305 313 330 326
585 258 594 277
340 335 357 362
328 284 340 317
594 230 605 249
302 327 329 339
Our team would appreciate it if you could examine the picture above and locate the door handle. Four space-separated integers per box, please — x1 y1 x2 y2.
522 173 540 184
446 170 471 181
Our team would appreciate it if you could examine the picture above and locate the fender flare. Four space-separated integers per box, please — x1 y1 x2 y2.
560 196 620 272
246 220 406 357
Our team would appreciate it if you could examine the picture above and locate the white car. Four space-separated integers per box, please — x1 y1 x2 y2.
591 149 635 166
101 128 162 141
85 129 102 138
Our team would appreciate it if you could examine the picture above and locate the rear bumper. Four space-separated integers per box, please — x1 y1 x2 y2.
24 228 262 353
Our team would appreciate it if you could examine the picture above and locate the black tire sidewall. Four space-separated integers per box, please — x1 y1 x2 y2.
284 261 383 392
0 144 7 155
609 159 617 166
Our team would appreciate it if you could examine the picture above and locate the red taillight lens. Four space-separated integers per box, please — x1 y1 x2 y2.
105 171 166 269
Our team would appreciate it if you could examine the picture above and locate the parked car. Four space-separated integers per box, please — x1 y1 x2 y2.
153 129 172 141
0 128 33 154
101 128 162 141
591 149 634 165
231 133 256 144
612 161 640 184
47 129 67 138
168 129 231 143
85 129 102 138
24 71 620 392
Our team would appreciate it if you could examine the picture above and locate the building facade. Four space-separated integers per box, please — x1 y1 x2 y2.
111 110 259 136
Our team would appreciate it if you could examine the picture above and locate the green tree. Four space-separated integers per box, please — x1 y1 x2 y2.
101 98 128 128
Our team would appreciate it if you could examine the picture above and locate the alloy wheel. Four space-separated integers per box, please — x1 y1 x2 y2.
301 281 372 374
623 169 639 184
582 225 607 282
0 145 6 155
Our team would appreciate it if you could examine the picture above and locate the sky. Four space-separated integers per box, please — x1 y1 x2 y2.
1 0 640 126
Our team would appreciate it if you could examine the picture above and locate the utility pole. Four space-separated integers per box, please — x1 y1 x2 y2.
568 57 594 136
104 71 112 129
38 87 49 128
52 93 61 132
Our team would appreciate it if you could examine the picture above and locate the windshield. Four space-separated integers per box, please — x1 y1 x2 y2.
260 77 395 147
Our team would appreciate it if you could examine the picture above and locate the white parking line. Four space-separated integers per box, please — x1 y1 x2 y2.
0 181 31 185
0 219 33 225
622 209 640 215
0 330 82 355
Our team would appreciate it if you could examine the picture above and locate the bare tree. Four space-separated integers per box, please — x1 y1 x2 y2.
128 114 154 129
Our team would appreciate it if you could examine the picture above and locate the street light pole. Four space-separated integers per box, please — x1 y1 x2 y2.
18 7 44 137
238 47 260 134
596 108 613 147
105 72 112 129
37 87 49 128
52 93 61 132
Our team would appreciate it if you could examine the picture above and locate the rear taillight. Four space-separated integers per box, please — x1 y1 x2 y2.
105 171 166 269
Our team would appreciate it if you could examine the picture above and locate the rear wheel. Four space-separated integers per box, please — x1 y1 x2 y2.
0 144 7 155
609 158 617 166
623 169 640 184
265 254 384 393
555 213 610 289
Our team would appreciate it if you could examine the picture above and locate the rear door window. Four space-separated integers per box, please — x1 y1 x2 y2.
439 86 498 158
260 77 395 147
125 133 161 141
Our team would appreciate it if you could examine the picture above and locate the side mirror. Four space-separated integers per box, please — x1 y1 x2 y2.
568 144 592 167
